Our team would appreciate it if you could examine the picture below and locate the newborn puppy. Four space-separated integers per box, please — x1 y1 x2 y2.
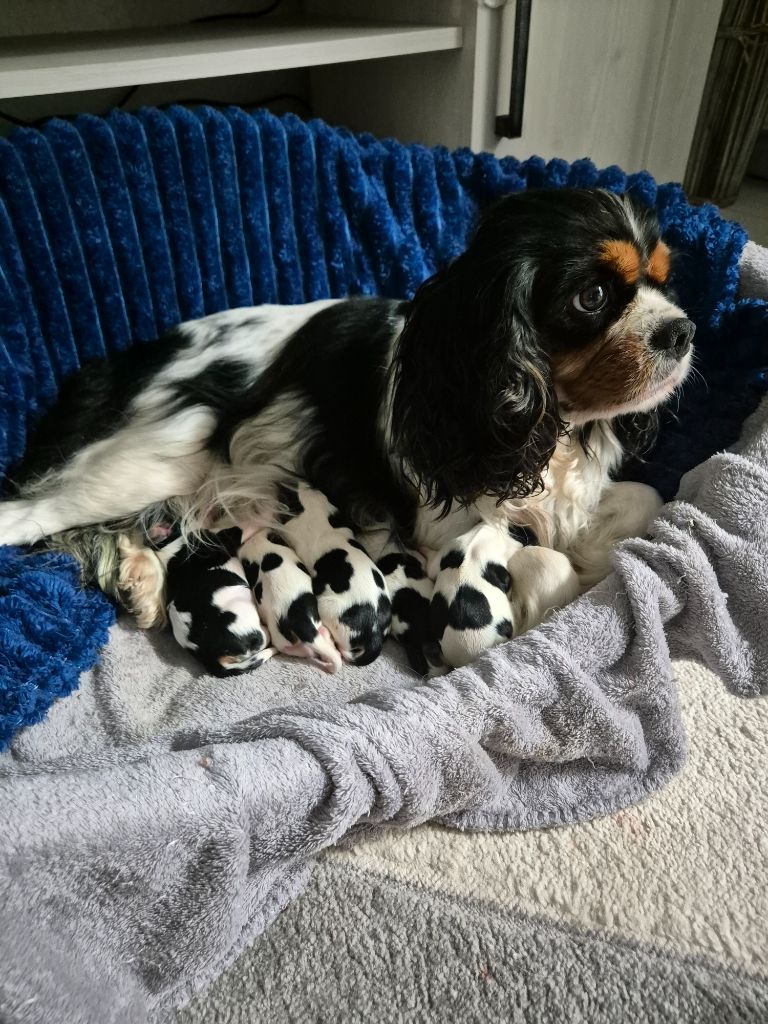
238 529 342 673
359 528 438 675
152 526 274 676
427 523 521 669
278 484 391 665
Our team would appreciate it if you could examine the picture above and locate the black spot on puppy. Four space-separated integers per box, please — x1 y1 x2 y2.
508 523 538 546
276 483 305 522
496 619 513 639
393 587 431 644
339 593 391 665
213 526 243 554
378 592 392 630
261 552 283 572
377 552 427 580
278 591 321 644
440 549 464 570
267 531 287 546
313 548 353 594
429 592 450 640
377 552 405 576
482 561 511 593
403 555 426 580
242 559 259 589
448 585 492 630
372 569 385 590
348 539 366 553
253 580 263 604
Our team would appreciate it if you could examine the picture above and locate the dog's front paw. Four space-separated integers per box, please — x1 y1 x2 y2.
117 534 167 628
508 546 580 634
0 500 46 547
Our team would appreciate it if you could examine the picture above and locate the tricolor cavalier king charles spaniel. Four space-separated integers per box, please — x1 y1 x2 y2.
0 188 694 666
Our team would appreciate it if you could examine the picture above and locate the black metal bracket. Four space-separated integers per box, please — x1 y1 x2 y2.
495 0 533 139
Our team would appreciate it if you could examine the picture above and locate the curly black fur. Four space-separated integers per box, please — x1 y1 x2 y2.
390 187 668 514
391 196 567 514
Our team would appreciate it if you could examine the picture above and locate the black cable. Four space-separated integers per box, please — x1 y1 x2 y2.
157 92 311 113
0 83 143 128
0 108 33 127
190 1 282 24
116 84 140 109
0 91 312 130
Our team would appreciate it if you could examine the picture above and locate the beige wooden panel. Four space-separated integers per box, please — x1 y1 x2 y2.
494 0 721 182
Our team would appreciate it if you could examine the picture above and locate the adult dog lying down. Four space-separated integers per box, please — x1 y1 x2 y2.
0 188 693 669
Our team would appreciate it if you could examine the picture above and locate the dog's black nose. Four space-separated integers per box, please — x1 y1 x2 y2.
651 317 696 355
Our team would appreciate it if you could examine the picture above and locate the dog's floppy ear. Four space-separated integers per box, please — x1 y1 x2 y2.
390 249 562 514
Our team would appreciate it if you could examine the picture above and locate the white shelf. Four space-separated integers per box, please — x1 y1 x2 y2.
0 19 462 100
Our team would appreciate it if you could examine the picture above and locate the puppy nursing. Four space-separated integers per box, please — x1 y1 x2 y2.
238 528 341 673
0 187 689 675
278 485 392 666
424 524 581 668
359 528 436 674
153 526 274 676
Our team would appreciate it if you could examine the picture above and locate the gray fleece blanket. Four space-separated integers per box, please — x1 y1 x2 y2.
1 392 768 1022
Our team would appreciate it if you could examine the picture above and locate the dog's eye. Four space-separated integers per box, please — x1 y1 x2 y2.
573 283 607 313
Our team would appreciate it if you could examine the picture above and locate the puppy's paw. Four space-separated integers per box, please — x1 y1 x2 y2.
0 500 45 546
570 481 663 588
117 534 167 629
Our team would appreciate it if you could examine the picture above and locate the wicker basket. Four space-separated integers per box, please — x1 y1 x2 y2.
685 0 768 206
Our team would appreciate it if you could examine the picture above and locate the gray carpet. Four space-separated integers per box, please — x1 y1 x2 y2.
177 656 768 1022
179 859 767 1024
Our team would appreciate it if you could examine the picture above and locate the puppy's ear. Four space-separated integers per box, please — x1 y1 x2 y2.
390 252 562 514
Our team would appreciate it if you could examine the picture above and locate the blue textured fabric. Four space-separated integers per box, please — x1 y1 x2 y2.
0 105 766 748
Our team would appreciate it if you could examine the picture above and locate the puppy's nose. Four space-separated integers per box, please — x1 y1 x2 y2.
651 317 696 355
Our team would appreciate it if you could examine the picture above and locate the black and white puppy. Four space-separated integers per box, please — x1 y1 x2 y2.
426 524 520 669
359 528 437 675
1 188 691 660
276 484 392 666
424 524 582 668
152 526 274 676
238 527 342 673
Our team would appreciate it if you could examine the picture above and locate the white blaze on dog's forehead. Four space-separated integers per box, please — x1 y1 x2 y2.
168 604 198 650
631 284 686 326
211 585 263 636
620 193 645 241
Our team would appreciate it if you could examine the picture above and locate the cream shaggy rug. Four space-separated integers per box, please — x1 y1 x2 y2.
179 658 768 1022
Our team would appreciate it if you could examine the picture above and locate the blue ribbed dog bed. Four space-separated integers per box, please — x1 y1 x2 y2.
0 106 766 748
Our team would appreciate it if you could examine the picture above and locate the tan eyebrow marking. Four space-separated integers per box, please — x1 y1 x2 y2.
598 240 641 284
646 241 670 284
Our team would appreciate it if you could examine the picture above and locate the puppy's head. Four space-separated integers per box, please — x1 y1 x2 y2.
391 187 693 512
